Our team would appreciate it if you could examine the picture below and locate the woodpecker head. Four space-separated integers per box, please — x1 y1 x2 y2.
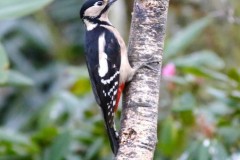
80 0 117 21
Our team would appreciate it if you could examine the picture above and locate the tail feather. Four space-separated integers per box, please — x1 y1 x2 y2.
106 124 119 155
102 111 119 155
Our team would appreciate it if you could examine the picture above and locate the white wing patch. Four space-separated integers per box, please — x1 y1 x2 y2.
98 33 108 77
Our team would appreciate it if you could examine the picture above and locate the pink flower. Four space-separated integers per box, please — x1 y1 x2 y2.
162 63 176 78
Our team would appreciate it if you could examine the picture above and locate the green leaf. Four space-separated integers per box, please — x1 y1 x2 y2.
38 91 83 128
38 98 62 128
32 127 58 146
227 68 240 83
0 43 9 70
0 43 9 85
0 128 30 145
0 70 8 84
179 140 201 160
210 140 228 160
208 101 232 116
0 70 34 86
165 17 213 60
207 87 227 100
173 50 225 70
180 67 229 82
44 131 71 160
197 141 210 160
0 128 39 154
159 118 179 156
218 127 240 144
0 0 54 20
173 93 196 111
200 68 229 82
184 139 229 160
172 93 196 126
64 67 91 96
58 91 83 112
84 138 103 160
166 76 189 85
70 77 91 96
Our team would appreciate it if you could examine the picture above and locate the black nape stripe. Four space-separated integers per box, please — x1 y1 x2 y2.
96 4 110 19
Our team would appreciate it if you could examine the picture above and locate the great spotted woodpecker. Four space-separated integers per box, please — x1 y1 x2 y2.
80 0 157 155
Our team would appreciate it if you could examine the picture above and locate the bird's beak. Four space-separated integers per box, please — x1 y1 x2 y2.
100 0 117 15
107 0 117 7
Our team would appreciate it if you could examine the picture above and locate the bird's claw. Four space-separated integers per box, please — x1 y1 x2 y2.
139 57 160 72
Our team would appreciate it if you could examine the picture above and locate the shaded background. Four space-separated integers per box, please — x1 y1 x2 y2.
0 0 240 159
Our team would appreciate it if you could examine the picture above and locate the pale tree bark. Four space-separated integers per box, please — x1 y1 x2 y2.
115 0 169 159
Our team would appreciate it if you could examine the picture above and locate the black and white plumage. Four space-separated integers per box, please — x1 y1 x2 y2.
80 0 138 155
85 26 121 155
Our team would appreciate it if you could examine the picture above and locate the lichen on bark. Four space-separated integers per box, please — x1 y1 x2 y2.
115 0 169 159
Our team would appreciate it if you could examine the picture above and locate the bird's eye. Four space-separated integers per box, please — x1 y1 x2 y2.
96 1 103 6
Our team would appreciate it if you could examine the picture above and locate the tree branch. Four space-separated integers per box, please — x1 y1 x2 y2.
116 0 169 159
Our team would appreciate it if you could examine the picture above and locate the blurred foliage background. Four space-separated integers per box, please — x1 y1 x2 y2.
0 0 240 159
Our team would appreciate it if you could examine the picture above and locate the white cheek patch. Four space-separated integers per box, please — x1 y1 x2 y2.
84 6 101 18
98 33 108 77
